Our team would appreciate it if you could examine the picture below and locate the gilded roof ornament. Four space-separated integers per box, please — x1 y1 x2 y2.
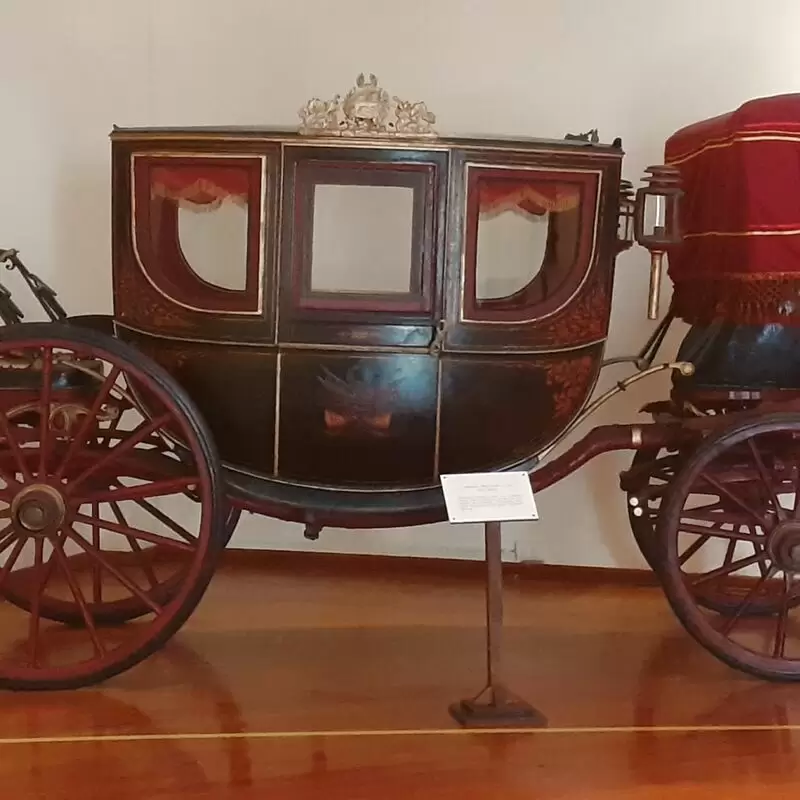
298 73 437 139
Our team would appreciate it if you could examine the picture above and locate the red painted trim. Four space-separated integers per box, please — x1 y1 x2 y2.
132 155 264 313
462 167 599 322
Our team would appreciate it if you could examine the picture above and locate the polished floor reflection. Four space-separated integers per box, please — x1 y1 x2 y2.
1 556 800 797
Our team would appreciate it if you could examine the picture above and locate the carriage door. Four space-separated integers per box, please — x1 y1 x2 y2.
437 149 620 474
278 145 447 347
275 145 448 486
444 150 618 351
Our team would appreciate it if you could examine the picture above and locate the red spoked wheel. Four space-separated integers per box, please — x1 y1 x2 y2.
658 413 800 680
624 445 787 617
0 322 227 690
624 446 680 572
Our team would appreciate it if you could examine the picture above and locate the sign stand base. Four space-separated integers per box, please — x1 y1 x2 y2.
448 520 547 728
449 689 546 728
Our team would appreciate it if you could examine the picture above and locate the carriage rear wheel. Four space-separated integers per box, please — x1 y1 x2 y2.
0 323 226 690
624 443 793 618
657 413 800 680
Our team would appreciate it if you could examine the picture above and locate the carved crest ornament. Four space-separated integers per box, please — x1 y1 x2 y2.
298 73 437 139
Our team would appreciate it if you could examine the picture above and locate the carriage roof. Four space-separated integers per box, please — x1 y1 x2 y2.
109 125 624 156
665 93 800 161
664 93 800 326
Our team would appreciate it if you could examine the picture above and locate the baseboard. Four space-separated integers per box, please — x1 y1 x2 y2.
0 547 658 589
220 548 660 587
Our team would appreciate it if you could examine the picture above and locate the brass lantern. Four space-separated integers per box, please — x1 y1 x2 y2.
617 179 636 252
634 165 683 319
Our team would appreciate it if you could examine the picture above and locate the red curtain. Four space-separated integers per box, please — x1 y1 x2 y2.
477 178 581 217
150 166 250 210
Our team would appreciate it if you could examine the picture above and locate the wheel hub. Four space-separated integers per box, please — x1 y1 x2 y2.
11 484 66 535
769 521 800 573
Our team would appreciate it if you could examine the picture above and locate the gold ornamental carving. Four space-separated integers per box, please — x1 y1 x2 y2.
298 73 437 139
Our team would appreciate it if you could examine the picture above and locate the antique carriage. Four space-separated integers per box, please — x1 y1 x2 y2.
0 78 797 720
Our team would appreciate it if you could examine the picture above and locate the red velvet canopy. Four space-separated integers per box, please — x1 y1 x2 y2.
665 93 800 325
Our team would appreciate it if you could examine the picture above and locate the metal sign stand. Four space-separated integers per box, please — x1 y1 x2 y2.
448 520 547 728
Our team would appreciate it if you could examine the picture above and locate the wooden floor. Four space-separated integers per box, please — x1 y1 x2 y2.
1 555 800 797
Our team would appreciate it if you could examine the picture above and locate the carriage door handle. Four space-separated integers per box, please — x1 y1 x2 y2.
428 321 446 354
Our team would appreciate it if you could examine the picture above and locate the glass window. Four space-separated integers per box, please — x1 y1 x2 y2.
133 156 264 313
310 184 415 295
463 167 596 323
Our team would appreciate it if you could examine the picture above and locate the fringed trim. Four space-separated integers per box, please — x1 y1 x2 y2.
151 180 249 212
478 185 581 218
672 275 800 326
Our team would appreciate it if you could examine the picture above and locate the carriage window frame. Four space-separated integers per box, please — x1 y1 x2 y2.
131 153 266 315
284 155 441 320
460 165 601 324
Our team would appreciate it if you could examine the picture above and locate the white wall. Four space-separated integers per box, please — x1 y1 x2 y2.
2 0 799 567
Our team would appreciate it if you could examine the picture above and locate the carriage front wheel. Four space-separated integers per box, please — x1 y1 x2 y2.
657 412 800 680
0 322 226 690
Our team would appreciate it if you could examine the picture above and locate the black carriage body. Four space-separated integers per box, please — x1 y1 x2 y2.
106 121 626 524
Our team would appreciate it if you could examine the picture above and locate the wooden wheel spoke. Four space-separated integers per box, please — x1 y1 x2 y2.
747 439 786 521
71 512 194 554
651 468 676 482
82 477 198 505
723 538 737 567
679 534 710 566
0 470 19 491
90 502 102 604
64 526 164 615
0 409 32 482
68 413 172 492
105 401 124 437
54 365 121 479
25 544 63 665
0 537 28 593
0 522 17 549
38 346 53 478
682 507 750 527
27 538 56 668
746 526 770 578
52 537 105 657
677 521 762 544
127 495 197 546
698 470 768 527
681 501 725 518
774 573 795 659
690 551 767 587
722 566 779 635
109 501 159 591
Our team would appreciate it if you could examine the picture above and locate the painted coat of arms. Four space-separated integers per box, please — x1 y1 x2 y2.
317 363 402 437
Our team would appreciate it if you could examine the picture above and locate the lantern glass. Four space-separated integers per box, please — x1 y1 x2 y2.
634 188 682 248
633 165 683 250
618 198 635 245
